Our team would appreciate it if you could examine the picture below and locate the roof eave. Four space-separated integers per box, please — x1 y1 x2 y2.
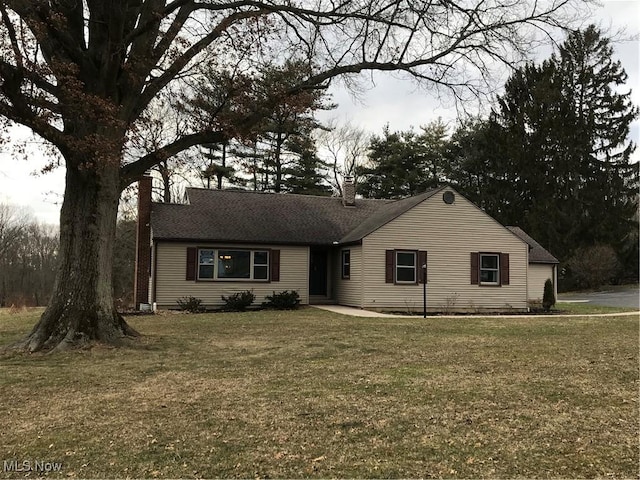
152 237 342 247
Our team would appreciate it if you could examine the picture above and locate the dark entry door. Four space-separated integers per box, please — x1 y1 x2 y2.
309 249 328 296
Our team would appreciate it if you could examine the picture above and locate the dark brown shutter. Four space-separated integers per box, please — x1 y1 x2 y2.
270 249 280 282
186 247 197 281
385 250 394 283
418 250 427 284
500 252 510 285
470 252 479 285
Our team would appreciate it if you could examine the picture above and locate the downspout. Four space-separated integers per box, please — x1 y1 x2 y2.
152 239 159 308
525 244 530 311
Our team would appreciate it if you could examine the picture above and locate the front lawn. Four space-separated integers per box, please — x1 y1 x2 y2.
0 308 638 478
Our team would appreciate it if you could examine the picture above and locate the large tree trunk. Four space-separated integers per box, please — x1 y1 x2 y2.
15 163 138 352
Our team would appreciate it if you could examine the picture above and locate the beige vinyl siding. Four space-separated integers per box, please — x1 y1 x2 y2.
361 187 529 312
334 246 363 307
154 242 309 308
527 264 555 302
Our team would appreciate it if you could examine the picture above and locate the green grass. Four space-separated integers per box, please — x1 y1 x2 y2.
0 307 638 478
554 301 637 315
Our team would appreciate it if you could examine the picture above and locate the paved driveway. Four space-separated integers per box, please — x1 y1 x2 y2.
559 285 639 309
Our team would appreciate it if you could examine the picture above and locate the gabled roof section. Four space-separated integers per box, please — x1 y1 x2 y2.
338 187 444 243
151 188 394 245
506 226 560 264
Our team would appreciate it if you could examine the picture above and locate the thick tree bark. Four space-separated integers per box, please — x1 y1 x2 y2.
14 163 138 352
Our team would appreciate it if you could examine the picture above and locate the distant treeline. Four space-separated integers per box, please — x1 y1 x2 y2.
0 204 135 308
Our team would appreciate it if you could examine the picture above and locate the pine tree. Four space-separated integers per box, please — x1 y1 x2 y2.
358 120 449 199
251 61 334 193
483 26 638 265
200 142 236 190
282 135 333 196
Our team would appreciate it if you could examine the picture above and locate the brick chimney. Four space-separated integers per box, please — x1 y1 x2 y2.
342 176 356 207
134 175 152 309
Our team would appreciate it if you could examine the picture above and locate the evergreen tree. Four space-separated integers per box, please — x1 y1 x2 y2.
200 142 236 190
358 126 418 199
554 26 638 261
447 118 513 218
542 278 556 312
414 119 450 187
358 120 449 199
469 26 638 268
186 61 333 193
282 136 332 196
251 61 334 193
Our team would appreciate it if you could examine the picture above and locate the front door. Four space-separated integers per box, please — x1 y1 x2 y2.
309 249 328 296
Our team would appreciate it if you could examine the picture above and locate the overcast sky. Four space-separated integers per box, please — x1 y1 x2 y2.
0 0 638 226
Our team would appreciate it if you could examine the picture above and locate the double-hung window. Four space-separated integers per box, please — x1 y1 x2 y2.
341 250 351 279
198 249 269 281
198 249 215 279
479 253 500 285
395 251 417 283
253 251 269 280
471 252 509 286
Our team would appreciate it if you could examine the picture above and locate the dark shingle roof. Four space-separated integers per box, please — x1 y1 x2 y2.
506 226 559 264
152 188 551 256
151 188 396 245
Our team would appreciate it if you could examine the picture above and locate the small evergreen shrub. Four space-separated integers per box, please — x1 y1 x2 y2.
262 290 300 310
177 296 204 313
221 290 255 311
542 278 556 312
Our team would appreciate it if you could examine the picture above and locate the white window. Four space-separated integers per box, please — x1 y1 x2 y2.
199 249 215 279
480 254 500 285
396 251 416 283
198 249 269 281
253 251 269 280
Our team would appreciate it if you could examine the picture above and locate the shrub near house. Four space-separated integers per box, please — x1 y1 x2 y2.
543 279 556 312
263 290 301 310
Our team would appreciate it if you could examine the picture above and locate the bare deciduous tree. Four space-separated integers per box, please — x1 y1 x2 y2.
0 204 58 307
0 0 592 351
317 120 370 196
0 203 27 261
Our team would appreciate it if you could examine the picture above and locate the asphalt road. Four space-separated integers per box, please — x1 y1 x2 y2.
559 285 640 309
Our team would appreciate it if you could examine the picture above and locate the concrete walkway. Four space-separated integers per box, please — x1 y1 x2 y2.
312 304 640 319
313 304 401 317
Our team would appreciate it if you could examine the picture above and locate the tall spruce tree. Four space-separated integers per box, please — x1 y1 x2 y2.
480 26 638 266
555 26 638 265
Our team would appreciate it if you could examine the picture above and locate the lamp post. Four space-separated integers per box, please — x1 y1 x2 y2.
422 263 427 318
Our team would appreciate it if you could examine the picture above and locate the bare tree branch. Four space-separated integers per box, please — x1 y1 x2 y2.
121 130 226 186
1 0 594 181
